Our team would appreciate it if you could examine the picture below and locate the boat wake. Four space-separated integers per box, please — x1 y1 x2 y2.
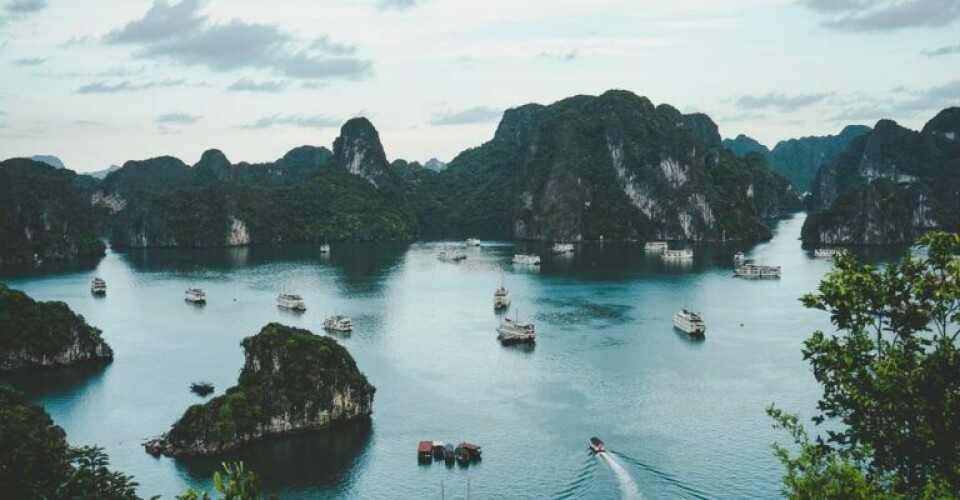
554 453 599 499
611 451 710 500
599 452 643 500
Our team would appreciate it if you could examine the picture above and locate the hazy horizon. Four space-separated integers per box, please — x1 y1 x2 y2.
1 0 958 172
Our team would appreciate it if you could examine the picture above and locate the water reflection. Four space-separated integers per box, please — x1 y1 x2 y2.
176 419 373 493
0 362 110 399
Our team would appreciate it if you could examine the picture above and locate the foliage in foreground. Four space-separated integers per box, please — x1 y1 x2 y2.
0 383 138 499
770 232 960 498
177 462 271 500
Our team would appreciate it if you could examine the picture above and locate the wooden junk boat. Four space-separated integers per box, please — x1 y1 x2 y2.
417 441 433 463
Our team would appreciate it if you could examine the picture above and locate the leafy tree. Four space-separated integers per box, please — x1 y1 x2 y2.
177 462 269 500
0 383 138 499
770 232 960 498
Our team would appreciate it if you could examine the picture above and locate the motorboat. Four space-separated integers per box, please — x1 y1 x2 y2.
589 437 605 453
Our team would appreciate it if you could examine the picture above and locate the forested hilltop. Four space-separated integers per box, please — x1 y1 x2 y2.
802 108 960 245
0 159 105 264
3 90 802 252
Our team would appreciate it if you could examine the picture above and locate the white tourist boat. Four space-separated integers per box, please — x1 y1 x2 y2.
551 242 574 254
90 277 107 295
319 244 331 254
465 238 481 247
814 248 843 260
438 247 467 261
323 314 353 332
734 263 781 279
277 292 306 311
673 309 706 337
494 280 511 310
662 249 694 260
734 252 746 266
184 288 206 304
644 241 669 253
513 254 541 266
497 316 536 343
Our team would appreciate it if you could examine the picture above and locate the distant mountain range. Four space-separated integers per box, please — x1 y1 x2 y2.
723 125 871 194
29 155 65 170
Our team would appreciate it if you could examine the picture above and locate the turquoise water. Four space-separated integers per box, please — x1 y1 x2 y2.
0 214 908 499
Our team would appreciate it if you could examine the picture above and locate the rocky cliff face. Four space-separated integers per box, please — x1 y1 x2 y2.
333 118 392 188
724 125 871 194
146 323 374 457
443 90 798 242
802 109 960 245
0 284 113 371
0 159 106 264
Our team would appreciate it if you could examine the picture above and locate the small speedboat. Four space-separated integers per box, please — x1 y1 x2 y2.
589 437 605 453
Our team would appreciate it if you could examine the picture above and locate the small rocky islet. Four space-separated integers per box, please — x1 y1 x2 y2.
145 323 375 457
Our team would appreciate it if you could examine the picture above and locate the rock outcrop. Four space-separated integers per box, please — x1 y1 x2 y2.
0 159 106 264
0 283 113 370
437 90 798 241
723 125 871 194
802 109 960 246
333 118 392 188
146 323 374 457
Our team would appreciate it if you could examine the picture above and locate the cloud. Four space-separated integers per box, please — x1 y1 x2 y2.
156 112 200 124
105 0 372 81
308 35 356 56
803 0 960 32
3 0 46 14
379 0 418 10
431 106 502 125
239 114 340 129
892 79 960 112
13 56 45 66
75 78 188 93
925 43 960 56
1 0 46 24
74 120 104 126
59 35 96 47
539 50 578 62
104 0 205 44
226 77 285 92
735 92 833 112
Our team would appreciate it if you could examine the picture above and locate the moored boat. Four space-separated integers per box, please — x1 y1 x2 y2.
189 381 214 396
319 244 330 254
465 238 481 247
184 288 206 304
734 263 781 279
673 309 706 337
417 440 433 463
90 277 107 295
432 441 446 460
494 286 510 310
455 444 471 466
459 442 482 460
662 249 694 260
551 242 574 254
512 254 541 266
814 248 843 260
323 314 353 332
438 247 467 261
277 292 306 311
497 316 536 343
443 443 456 464
644 241 669 253
589 437 605 453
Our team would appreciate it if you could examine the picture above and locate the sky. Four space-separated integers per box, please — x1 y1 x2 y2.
0 0 958 172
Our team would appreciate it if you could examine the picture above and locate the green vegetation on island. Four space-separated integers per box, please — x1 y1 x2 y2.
0 283 113 370
769 232 960 498
0 383 138 499
802 109 960 245
0 158 105 264
148 323 374 457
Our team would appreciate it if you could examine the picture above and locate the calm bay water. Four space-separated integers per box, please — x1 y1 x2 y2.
0 214 908 499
